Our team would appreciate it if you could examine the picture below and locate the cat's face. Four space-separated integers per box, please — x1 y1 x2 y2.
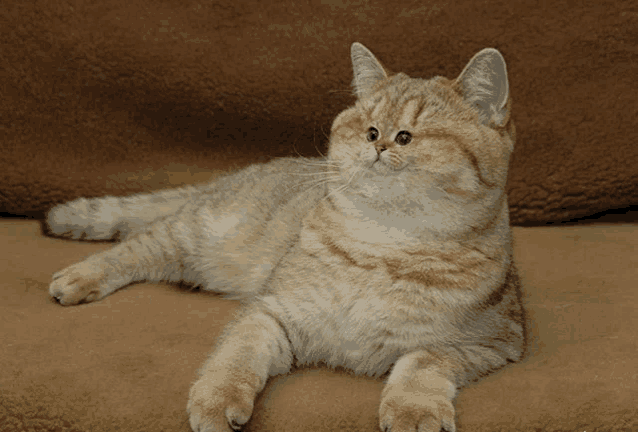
326 43 515 238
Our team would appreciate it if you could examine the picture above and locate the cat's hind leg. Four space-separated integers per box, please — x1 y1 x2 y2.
48 197 267 305
45 185 203 241
49 212 192 305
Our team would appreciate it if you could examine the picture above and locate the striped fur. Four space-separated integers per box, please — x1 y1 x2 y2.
46 43 524 432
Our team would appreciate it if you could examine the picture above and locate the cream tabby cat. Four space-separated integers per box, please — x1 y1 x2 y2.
46 42 525 432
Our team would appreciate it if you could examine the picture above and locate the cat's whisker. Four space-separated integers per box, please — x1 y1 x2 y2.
320 126 330 141
291 173 342 189
323 184 347 202
290 157 339 168
298 176 341 187
289 171 340 177
312 136 328 159
323 167 362 200
298 178 340 189
300 177 341 195
320 162 367 202
292 169 342 182
290 161 339 171
327 88 355 96
345 164 365 185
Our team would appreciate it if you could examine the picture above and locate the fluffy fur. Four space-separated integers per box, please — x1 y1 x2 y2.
46 42 524 432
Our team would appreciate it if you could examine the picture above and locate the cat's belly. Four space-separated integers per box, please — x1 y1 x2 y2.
291 304 437 376
258 276 458 377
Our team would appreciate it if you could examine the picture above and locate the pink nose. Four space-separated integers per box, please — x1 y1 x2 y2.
375 143 387 154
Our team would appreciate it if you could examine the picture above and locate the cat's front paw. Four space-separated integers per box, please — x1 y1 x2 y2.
49 260 114 305
379 390 456 432
187 372 255 432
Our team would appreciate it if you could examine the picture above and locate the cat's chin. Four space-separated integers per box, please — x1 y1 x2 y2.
371 156 410 173
370 160 394 175
344 167 406 200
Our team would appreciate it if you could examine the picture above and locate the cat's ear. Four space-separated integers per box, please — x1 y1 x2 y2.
456 48 509 127
351 42 389 99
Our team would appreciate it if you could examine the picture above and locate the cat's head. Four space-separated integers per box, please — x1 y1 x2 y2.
326 43 516 239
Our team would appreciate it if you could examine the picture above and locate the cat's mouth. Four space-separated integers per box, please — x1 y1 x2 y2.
363 158 386 177
338 152 403 195
355 147 405 174
371 156 404 174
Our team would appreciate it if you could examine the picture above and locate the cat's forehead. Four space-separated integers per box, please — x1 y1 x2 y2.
356 74 475 129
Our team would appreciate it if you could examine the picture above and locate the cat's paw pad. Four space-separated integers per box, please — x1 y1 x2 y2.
46 197 121 240
379 392 456 432
49 261 109 305
187 374 255 432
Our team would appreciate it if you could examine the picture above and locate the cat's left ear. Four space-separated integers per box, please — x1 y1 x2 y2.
456 48 509 127
351 42 389 99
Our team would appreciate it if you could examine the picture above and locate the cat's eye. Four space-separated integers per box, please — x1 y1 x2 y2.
395 131 412 146
366 127 379 142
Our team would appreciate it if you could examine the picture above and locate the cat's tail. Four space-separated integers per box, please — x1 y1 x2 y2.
45 185 204 241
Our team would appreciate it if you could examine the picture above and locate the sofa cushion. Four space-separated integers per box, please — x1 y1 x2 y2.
1 0 637 224
1 220 635 431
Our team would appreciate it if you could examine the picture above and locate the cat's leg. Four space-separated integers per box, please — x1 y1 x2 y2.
379 350 458 432
45 185 204 241
49 212 193 305
187 306 293 432
379 342 520 432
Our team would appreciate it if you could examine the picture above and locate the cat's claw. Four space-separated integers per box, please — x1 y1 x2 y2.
187 374 255 432
49 260 110 305
379 393 456 432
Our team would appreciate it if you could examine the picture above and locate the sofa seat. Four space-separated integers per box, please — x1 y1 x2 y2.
1 220 636 431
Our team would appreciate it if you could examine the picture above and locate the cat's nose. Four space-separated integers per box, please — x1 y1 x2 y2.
375 143 387 154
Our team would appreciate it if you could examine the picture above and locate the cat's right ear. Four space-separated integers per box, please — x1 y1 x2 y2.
456 48 510 127
351 42 388 99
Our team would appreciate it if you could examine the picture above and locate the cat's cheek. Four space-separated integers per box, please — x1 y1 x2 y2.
327 141 350 164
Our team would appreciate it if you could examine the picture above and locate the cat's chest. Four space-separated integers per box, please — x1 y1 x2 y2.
314 282 451 349
260 249 462 376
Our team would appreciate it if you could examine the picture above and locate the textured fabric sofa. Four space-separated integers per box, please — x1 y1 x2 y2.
1 0 636 431
1 0 636 223
2 220 636 431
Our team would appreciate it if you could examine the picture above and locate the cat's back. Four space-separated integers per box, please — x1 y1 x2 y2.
194 157 325 207
182 156 330 297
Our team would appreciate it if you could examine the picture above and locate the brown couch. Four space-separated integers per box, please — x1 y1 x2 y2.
2 220 636 431
1 0 637 224
1 0 636 431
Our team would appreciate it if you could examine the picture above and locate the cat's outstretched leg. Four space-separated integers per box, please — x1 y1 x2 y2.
187 307 293 432
49 216 188 305
45 185 203 241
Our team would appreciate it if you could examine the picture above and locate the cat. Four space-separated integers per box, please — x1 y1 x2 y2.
46 42 525 432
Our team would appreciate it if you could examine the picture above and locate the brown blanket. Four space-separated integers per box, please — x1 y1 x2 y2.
1 219 636 431
2 1 637 429
1 0 637 224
